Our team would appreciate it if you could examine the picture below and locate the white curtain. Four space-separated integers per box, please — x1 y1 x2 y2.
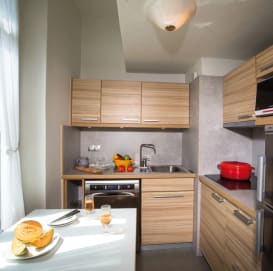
0 0 25 229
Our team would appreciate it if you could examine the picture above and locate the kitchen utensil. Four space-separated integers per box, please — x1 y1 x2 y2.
217 161 254 181
75 157 89 167
49 209 80 224
74 166 102 174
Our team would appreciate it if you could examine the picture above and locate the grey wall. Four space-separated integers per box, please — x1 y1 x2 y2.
20 0 81 213
198 76 253 174
252 127 265 169
80 130 183 166
46 0 81 209
183 78 199 173
20 0 48 213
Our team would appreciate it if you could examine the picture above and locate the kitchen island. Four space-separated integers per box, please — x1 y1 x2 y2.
0 208 136 271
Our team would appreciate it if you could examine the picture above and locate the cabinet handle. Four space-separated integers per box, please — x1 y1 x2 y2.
211 192 224 203
143 119 160 122
122 118 140 122
233 210 253 225
237 114 254 120
80 117 98 121
259 62 273 72
153 194 185 199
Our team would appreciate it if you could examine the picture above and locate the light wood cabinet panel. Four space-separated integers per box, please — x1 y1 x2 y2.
141 178 193 245
142 178 194 192
71 79 101 126
223 58 257 123
256 44 273 78
200 183 261 271
142 82 189 127
101 80 141 123
142 191 193 244
200 184 226 271
225 201 261 271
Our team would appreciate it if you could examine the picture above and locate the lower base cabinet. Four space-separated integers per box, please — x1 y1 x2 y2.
141 178 194 245
200 183 261 271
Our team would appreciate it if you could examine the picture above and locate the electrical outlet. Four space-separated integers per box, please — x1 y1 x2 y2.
88 144 101 151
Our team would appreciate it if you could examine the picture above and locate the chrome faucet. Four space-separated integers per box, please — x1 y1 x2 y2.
140 144 156 168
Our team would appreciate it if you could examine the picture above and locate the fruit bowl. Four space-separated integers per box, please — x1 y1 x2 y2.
113 159 134 170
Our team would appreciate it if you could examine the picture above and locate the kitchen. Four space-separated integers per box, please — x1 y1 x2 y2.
1 0 273 270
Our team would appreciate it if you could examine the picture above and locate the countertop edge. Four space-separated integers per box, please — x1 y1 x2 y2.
62 172 196 179
199 175 257 219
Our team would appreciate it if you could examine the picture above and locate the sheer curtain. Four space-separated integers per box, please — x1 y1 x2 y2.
0 0 25 229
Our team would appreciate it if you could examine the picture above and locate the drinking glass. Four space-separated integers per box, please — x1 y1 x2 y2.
100 204 112 233
84 196 95 214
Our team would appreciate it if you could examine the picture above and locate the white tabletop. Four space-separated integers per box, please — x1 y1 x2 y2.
0 208 136 271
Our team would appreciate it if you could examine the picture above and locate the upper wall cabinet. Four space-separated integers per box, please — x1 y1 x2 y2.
223 57 257 124
256 44 273 78
70 79 190 128
142 82 189 128
71 79 101 126
101 80 141 124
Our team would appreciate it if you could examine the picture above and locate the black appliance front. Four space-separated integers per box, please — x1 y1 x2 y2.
264 125 273 207
255 76 273 116
205 174 257 190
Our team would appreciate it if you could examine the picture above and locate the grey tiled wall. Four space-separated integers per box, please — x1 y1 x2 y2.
80 130 183 166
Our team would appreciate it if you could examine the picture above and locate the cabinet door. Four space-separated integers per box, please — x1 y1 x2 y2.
256 44 273 78
101 80 141 123
141 191 193 244
141 82 189 127
224 201 261 271
200 185 226 271
71 79 101 126
223 58 256 123
142 178 194 192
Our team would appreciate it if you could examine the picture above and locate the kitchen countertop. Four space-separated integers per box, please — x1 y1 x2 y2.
63 166 196 180
199 175 257 219
0 208 136 271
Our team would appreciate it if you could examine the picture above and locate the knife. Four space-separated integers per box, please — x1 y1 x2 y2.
50 209 80 223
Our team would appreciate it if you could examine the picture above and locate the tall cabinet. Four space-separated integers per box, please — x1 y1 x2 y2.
223 57 257 124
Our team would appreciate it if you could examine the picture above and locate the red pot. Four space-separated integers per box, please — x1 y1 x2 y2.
217 161 254 181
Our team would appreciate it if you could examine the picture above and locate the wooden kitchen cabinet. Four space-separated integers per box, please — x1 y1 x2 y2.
200 184 226 271
200 183 261 271
225 200 261 271
101 80 141 124
256 44 273 78
223 57 257 124
141 178 193 245
141 82 189 127
71 79 101 126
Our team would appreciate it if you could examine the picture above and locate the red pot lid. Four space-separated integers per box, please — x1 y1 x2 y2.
219 161 253 169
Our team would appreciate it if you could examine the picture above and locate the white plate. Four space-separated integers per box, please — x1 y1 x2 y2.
5 233 61 261
48 214 78 227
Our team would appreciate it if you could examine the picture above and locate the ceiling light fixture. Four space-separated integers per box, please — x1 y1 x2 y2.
144 0 197 32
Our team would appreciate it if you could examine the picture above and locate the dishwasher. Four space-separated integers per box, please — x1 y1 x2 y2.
84 179 140 251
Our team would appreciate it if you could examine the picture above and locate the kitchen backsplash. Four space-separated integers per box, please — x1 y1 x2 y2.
80 130 183 166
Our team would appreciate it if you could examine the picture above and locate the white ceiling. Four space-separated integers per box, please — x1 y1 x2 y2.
75 0 273 74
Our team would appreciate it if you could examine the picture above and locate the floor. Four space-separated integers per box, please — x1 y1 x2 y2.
136 245 211 271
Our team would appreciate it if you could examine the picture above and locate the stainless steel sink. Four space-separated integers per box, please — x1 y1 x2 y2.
150 165 188 173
